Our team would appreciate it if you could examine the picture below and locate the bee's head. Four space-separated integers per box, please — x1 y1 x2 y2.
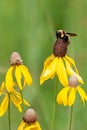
56 30 65 39
56 30 77 40
56 30 68 42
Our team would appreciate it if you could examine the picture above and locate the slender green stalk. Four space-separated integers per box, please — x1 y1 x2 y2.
20 90 24 112
8 93 11 130
20 90 23 103
51 77 58 130
69 105 73 130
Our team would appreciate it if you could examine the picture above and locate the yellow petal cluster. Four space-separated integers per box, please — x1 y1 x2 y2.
57 85 87 106
5 65 32 91
0 82 30 116
18 121 42 130
40 54 83 86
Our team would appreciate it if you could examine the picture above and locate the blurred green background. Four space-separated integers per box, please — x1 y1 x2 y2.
0 0 87 130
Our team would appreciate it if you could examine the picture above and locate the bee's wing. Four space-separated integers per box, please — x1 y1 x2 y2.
66 32 77 36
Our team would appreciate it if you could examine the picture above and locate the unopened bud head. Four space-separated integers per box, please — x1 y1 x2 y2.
10 52 23 65
68 75 78 87
23 108 37 124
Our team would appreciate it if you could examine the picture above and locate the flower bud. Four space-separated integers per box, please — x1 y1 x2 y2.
68 75 78 87
9 52 23 65
23 108 37 124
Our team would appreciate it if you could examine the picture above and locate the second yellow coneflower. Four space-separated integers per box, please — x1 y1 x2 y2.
5 52 32 92
57 75 87 106
18 108 42 130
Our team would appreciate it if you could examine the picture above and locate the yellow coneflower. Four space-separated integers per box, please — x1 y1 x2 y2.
18 108 42 130
5 52 32 92
40 30 83 86
57 75 87 106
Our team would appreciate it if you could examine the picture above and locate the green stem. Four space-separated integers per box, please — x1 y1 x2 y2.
8 93 11 130
51 97 56 130
69 105 73 130
20 90 24 112
20 90 23 103
51 77 58 130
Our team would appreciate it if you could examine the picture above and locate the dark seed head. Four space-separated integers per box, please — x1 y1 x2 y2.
9 52 23 66
23 108 37 124
68 75 78 87
53 38 69 57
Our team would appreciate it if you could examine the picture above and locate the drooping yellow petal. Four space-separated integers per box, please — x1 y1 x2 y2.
0 81 5 95
18 121 26 130
40 57 57 85
15 66 22 90
24 121 42 130
34 122 42 130
23 99 30 106
43 54 55 71
56 91 63 105
57 87 70 106
11 88 21 96
76 86 87 102
5 66 14 92
41 54 55 79
12 90 23 103
65 58 84 84
65 55 79 73
68 88 75 106
19 65 32 86
10 94 22 112
23 80 27 87
0 94 9 116
56 57 68 86
11 88 30 111
24 125 36 130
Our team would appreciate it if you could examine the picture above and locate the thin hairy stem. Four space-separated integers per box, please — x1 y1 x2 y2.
8 93 11 130
69 105 73 130
51 77 58 130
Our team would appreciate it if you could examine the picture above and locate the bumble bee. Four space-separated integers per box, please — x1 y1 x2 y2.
53 30 77 57
56 30 77 42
